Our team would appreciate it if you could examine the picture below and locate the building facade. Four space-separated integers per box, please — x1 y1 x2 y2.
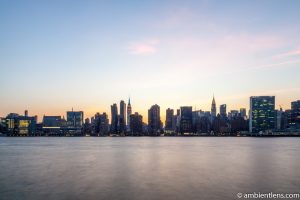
180 106 193 133
148 104 161 135
249 96 275 133
165 108 174 131
127 98 132 131
67 111 83 128
119 100 126 133
110 104 118 133
220 104 227 119
291 100 300 129
94 112 109 136
211 96 217 121
130 112 143 135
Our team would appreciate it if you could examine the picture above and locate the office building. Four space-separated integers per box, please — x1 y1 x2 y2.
249 96 275 133
240 108 247 119
127 98 132 131
111 104 118 133
67 110 83 128
5 112 37 136
165 108 174 131
291 100 300 128
43 116 62 127
130 112 143 134
180 106 193 133
220 104 227 119
95 112 109 135
148 104 161 135
119 100 126 133
211 95 216 121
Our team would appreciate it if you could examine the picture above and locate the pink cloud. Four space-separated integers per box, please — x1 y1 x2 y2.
273 48 300 59
128 39 160 55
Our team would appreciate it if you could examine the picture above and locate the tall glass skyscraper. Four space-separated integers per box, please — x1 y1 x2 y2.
165 108 174 131
148 104 161 135
180 106 193 133
119 100 126 133
220 104 227 119
249 96 275 133
110 104 118 133
291 100 300 128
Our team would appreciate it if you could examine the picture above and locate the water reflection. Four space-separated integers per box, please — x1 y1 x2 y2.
0 137 299 200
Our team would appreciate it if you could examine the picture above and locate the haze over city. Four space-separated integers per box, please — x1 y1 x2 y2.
1 0 300 122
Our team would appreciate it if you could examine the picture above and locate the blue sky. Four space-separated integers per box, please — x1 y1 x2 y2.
1 0 300 122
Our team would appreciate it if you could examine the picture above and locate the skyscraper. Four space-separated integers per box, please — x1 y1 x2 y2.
229 110 239 119
275 108 284 130
148 104 161 135
130 112 143 135
180 106 193 133
110 103 118 133
291 100 300 128
240 108 247 119
165 108 174 131
211 95 217 120
220 104 227 119
94 112 109 135
127 98 132 131
249 96 275 133
119 100 126 133
67 110 83 128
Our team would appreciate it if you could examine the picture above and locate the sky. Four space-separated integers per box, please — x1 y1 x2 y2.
0 0 300 123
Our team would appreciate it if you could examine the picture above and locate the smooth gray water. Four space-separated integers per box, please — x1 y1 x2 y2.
0 137 300 200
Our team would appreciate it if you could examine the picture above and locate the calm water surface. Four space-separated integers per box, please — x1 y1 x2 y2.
0 137 300 200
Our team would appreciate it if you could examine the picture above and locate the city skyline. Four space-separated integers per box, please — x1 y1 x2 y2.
0 95 298 125
1 95 299 136
1 0 300 122
1 1 300 200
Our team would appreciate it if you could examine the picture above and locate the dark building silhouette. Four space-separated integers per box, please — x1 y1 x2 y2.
165 108 174 132
127 98 132 131
174 109 180 132
43 116 62 127
198 116 211 133
180 106 193 133
41 116 63 136
110 104 118 133
212 114 225 134
119 100 126 133
228 110 239 119
148 104 161 135
230 114 248 134
211 95 216 122
94 112 109 136
130 112 143 135
192 110 204 133
249 96 275 133
67 110 83 128
240 108 247 119
83 118 92 135
220 104 227 119
275 108 285 130
291 100 300 129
